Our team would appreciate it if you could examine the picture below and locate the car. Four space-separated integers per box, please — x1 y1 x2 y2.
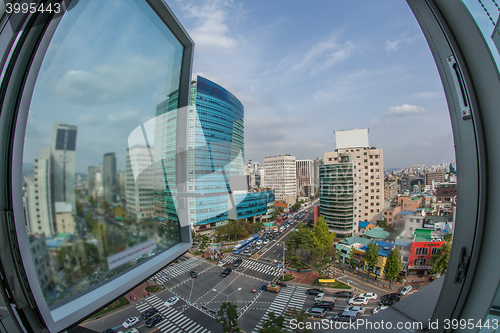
233 259 242 267
382 293 401 301
122 316 140 329
400 285 412 295
145 315 163 327
305 307 326 318
313 301 334 310
256 240 262 245
380 298 399 306
263 239 269 244
221 267 232 277
306 288 323 295
348 297 368 305
190 271 197 278
314 292 325 301
373 305 389 314
357 292 377 300
256 245 261 249
334 291 354 298
217 261 224 267
343 306 366 314
141 308 158 319
164 296 179 307
334 311 359 322
243 248 249 253
246 251 253 256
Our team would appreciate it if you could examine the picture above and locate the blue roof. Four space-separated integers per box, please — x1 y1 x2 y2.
416 208 424 211
360 241 394 257
397 211 415 215
358 221 370 228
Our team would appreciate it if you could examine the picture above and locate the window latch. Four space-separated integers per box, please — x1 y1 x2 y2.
454 247 470 283
447 55 472 120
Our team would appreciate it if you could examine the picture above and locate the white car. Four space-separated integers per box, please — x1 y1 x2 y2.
357 292 377 300
122 316 140 329
348 297 368 305
217 261 224 267
400 285 412 295
373 305 389 314
264 239 270 244
343 306 365 314
164 296 179 307
256 240 263 245
314 293 325 301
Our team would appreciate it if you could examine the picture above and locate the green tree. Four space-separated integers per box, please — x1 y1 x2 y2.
384 248 402 288
282 307 311 333
76 200 84 217
85 211 96 231
259 311 285 333
429 241 451 275
377 220 388 229
364 240 380 280
215 302 239 332
349 246 356 272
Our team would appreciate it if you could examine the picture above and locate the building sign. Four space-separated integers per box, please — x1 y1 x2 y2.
107 238 157 270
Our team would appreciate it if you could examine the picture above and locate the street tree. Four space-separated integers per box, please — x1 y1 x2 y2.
282 307 311 333
215 302 239 332
429 241 451 276
384 247 402 288
349 246 356 273
259 311 285 333
364 240 380 280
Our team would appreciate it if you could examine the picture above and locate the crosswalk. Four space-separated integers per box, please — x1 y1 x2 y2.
251 285 308 333
135 294 211 333
149 257 205 284
221 255 283 276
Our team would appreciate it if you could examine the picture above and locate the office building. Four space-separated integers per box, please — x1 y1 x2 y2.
263 155 297 201
320 129 384 237
51 122 77 214
313 157 323 194
103 152 117 204
296 159 314 197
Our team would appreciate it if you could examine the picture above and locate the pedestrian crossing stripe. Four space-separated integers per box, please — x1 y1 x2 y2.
221 255 283 276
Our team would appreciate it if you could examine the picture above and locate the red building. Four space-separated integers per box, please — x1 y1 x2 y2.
408 229 445 280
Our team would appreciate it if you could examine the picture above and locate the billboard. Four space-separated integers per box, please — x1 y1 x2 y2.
334 128 369 150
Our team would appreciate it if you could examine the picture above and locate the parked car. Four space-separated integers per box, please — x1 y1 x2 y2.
141 308 158 320
190 271 197 278
348 297 368 305
306 288 323 295
400 285 412 295
334 291 354 298
380 298 399 306
373 305 389 314
164 296 179 307
145 315 163 328
343 306 365 315
122 316 140 329
357 292 377 300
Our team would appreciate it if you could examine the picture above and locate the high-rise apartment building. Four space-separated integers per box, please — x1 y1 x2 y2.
51 122 77 213
125 145 155 220
25 147 54 236
263 155 297 201
296 159 314 197
103 152 117 204
320 129 384 237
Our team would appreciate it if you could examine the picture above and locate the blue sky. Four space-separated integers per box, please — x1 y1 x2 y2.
167 0 456 169
28 0 500 173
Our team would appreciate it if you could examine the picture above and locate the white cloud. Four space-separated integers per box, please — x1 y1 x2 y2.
383 104 427 117
385 38 412 52
107 110 140 123
289 37 354 75
76 113 100 124
50 56 163 104
414 91 443 99
181 0 238 52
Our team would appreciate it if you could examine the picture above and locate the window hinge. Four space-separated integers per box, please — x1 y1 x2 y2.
454 247 470 283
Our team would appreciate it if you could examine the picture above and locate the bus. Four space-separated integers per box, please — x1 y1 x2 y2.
232 235 259 254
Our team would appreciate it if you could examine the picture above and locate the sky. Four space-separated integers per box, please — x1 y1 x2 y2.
25 0 500 173
167 0 456 169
